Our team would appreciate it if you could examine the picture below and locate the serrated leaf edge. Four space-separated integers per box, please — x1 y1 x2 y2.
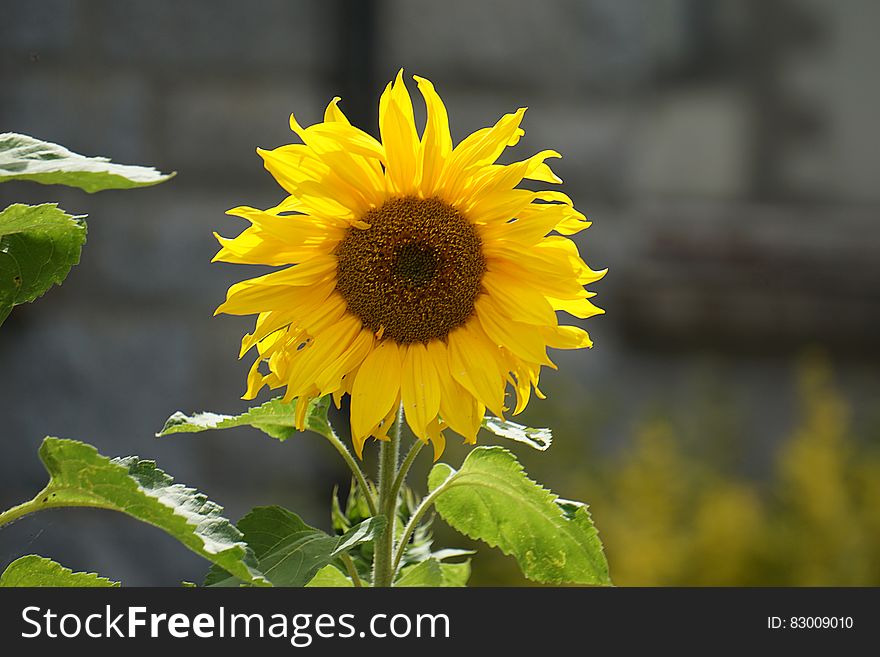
432 446 610 585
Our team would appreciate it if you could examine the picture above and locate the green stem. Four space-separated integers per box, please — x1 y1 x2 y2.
389 437 424 509
0 487 115 529
339 552 363 587
391 472 460 574
371 405 402 587
0 498 44 529
320 426 378 517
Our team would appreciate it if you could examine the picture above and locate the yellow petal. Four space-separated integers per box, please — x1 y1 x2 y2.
542 325 594 350
478 206 561 246
426 418 447 461
447 322 506 418
431 340 483 443
547 204 592 235
485 238 601 300
536 236 606 284
481 268 557 326
284 314 362 398
549 296 604 319
440 108 527 204
289 112 384 161
243 356 266 400
466 189 536 226
299 292 348 335
401 342 441 441
353 402 400 457
314 327 374 393
465 150 561 208
259 145 369 216
294 393 319 430
213 208 344 265
372 401 400 442
323 96 351 125
379 70 419 195
450 108 527 170
278 114 386 209
475 295 554 367
261 180 358 223
510 362 541 414
239 310 295 358
488 255 586 301
214 255 336 315
230 203 348 231
216 269 335 316
414 75 452 194
350 340 402 445
524 159 562 184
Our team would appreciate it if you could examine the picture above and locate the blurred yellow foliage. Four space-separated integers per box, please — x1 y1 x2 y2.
582 355 880 586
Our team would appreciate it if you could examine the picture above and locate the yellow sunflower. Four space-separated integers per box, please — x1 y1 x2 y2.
214 71 605 459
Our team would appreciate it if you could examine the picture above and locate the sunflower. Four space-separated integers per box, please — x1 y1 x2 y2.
214 71 604 459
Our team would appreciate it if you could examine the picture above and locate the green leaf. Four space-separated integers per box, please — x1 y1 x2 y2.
439 560 471 587
329 480 382 583
394 557 470 587
6 437 266 586
334 515 383 555
430 548 475 560
0 555 120 588
158 396 331 441
0 203 86 325
305 565 353 588
428 446 611 585
331 485 350 534
0 133 174 192
206 507 384 587
332 478 380 535
395 559 444 587
481 415 552 451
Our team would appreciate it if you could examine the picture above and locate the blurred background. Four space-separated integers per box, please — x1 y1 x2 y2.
1 0 879 586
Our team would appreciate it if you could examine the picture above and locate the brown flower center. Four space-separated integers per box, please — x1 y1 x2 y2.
335 196 485 343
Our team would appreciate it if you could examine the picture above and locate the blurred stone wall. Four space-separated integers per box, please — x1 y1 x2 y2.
0 0 342 584
1 0 878 584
